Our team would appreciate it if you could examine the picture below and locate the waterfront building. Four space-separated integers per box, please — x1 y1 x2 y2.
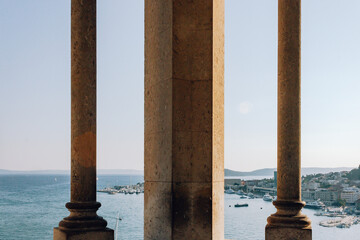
224 178 243 186
315 189 340 205
52 1 311 239
246 180 261 187
302 189 340 205
274 171 277 188
341 187 360 204
302 190 316 201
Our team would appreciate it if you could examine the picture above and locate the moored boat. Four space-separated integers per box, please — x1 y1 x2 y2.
263 193 273 202
236 190 246 196
304 200 325 209
247 193 255 199
225 189 235 194
234 203 249 208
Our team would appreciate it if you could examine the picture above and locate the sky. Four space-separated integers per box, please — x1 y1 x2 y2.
0 0 359 171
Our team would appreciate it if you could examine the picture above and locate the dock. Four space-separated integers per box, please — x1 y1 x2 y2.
319 216 360 228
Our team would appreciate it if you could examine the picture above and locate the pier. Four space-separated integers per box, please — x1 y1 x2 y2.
319 216 360 228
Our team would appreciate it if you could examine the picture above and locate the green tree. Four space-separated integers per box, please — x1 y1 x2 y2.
345 167 360 180
333 199 346 207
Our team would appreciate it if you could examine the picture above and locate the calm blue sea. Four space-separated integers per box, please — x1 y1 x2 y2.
0 175 359 240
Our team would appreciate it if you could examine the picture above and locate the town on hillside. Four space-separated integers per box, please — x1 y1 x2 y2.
301 166 360 208
224 166 360 227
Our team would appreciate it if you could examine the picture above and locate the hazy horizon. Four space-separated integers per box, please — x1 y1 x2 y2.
1 166 357 173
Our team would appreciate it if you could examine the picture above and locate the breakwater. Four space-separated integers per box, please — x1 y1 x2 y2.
98 182 144 195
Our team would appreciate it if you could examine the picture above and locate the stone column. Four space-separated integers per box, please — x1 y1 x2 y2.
144 0 224 239
266 0 311 239
54 1 113 239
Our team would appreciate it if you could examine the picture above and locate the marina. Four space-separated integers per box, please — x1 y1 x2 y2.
224 187 360 230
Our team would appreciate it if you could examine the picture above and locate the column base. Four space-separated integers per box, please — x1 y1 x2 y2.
266 200 312 240
54 227 114 240
58 201 108 230
265 226 312 240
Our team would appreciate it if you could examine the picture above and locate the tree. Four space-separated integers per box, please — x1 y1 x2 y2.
333 199 346 207
345 167 360 180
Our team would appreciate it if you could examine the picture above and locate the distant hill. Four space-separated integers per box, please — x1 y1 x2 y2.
0 169 144 175
98 169 143 175
225 167 354 177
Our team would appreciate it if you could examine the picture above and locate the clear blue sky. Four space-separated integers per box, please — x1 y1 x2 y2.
0 0 359 171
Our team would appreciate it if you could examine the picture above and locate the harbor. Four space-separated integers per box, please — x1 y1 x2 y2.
224 188 360 230
100 179 360 230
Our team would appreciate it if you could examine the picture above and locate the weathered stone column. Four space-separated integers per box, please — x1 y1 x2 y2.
266 0 311 239
54 1 113 239
144 0 224 239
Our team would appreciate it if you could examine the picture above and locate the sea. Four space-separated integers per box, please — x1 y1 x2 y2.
0 175 359 240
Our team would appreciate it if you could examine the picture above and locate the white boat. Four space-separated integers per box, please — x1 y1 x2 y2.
225 189 235 194
236 190 246 196
304 200 325 209
247 193 255 199
263 193 273 202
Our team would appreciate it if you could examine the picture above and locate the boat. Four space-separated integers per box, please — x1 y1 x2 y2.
239 195 247 199
304 200 325 209
236 190 246 196
234 203 248 208
225 189 235 194
263 193 273 202
247 193 255 199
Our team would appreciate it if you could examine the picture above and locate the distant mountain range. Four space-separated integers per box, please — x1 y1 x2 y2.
0 169 144 175
0 167 354 177
225 167 354 177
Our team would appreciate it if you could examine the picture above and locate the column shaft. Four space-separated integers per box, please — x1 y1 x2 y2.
70 0 97 204
54 1 113 238
144 0 224 239
277 0 301 201
266 1 311 239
